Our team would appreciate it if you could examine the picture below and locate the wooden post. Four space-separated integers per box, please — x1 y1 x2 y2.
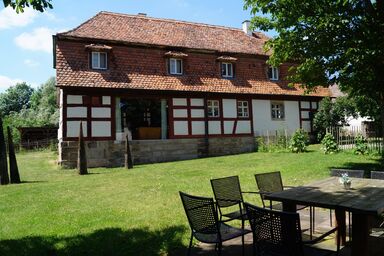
7 127 20 184
125 134 133 169
0 117 9 185
77 122 88 175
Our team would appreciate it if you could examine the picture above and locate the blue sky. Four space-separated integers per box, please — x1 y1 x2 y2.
0 0 273 92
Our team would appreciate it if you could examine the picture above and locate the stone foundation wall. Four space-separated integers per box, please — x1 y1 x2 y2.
58 136 256 168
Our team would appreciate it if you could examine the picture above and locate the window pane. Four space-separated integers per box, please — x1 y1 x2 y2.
227 64 233 77
170 59 176 74
176 59 182 74
100 53 107 69
221 63 226 76
92 52 99 68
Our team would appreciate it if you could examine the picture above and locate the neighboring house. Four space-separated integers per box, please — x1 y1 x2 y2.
54 11 329 168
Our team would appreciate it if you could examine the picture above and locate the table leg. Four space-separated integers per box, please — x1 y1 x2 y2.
351 213 370 256
335 209 346 246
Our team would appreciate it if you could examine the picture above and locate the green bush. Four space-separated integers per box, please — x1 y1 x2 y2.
321 133 339 154
289 129 309 153
354 133 368 155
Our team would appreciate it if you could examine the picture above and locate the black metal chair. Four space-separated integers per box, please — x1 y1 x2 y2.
330 169 365 240
179 191 251 256
254 171 314 237
244 202 339 256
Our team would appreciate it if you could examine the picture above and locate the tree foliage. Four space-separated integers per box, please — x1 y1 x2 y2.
0 82 34 116
244 0 384 122
3 0 52 13
314 96 358 139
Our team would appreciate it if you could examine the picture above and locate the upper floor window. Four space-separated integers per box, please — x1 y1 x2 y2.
91 52 107 70
237 100 249 118
268 66 279 80
271 102 285 120
169 58 183 75
207 100 220 117
221 62 233 78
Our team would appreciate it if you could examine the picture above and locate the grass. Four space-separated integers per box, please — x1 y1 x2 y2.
0 145 382 255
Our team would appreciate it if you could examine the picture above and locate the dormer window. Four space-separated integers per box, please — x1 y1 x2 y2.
269 66 279 80
169 58 183 75
221 62 233 78
91 52 107 70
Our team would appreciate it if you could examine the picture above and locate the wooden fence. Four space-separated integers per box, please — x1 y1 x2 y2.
326 126 382 152
256 129 292 150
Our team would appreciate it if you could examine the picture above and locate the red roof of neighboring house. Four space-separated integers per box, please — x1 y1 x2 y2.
56 12 330 98
58 11 270 56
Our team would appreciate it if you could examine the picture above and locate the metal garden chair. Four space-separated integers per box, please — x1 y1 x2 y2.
254 171 314 237
330 168 365 239
244 202 340 256
179 191 251 256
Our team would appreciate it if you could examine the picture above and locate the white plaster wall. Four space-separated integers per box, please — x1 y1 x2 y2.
92 108 111 118
67 121 87 137
302 121 311 132
224 121 235 134
252 100 300 136
67 95 83 104
236 120 251 134
208 121 221 134
223 99 237 118
102 96 111 105
173 109 188 118
92 121 111 137
190 98 204 106
191 109 204 118
191 121 205 135
174 121 188 135
67 107 87 118
58 89 63 140
173 98 187 106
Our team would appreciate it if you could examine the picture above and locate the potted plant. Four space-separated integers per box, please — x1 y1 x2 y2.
339 173 352 190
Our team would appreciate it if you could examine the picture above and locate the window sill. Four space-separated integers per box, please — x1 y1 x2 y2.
271 118 285 121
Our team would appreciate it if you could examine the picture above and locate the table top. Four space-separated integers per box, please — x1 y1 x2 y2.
265 177 384 215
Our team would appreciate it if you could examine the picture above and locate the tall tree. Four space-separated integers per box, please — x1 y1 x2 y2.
3 0 52 13
0 118 9 185
125 134 133 169
0 82 34 116
244 0 384 141
7 126 20 184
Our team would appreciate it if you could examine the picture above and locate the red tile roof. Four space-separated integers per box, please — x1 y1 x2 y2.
56 12 330 98
58 11 270 56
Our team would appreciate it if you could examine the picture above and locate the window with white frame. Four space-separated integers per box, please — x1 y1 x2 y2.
207 100 220 117
268 66 279 80
221 62 233 78
237 100 249 118
271 102 285 120
91 52 107 70
169 58 183 75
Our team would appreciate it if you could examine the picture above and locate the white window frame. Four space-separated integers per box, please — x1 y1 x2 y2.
237 100 249 118
207 100 220 117
91 52 107 70
221 62 233 78
269 66 279 81
169 58 183 75
271 102 285 120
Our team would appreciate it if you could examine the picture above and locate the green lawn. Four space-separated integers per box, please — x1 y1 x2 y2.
0 145 381 255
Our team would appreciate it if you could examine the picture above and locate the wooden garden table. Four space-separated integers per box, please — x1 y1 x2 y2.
265 177 384 256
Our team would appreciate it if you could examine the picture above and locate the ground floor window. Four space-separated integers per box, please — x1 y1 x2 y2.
120 99 164 140
207 100 220 117
237 100 249 118
271 102 285 120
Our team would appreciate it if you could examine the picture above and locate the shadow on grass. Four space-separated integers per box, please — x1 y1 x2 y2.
0 226 187 256
331 158 384 177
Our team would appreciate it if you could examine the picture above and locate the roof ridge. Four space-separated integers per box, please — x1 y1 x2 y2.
99 11 245 32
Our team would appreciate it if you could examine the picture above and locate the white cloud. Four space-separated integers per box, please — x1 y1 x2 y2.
0 7 37 30
0 75 23 91
24 59 40 67
14 27 55 53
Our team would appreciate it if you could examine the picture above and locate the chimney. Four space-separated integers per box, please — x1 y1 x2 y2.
242 20 252 36
138 13 147 16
